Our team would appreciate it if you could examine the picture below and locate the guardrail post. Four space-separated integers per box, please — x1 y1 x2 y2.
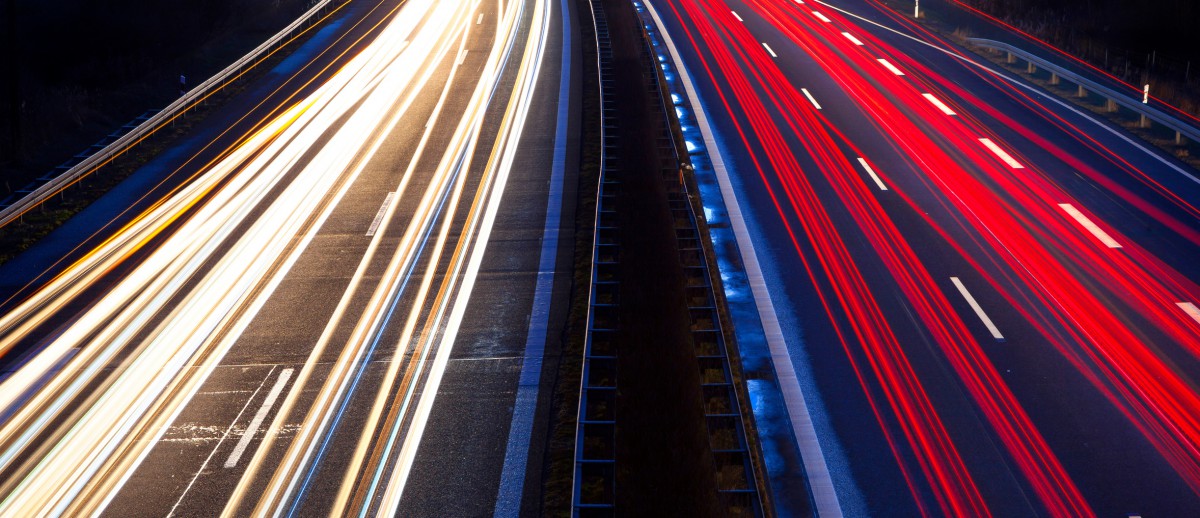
1176 131 1185 145
1139 114 1150 128
1027 61 1035 74
1006 51 1015 64
1105 98 1117 112
1049 72 1059 85
1076 84 1086 97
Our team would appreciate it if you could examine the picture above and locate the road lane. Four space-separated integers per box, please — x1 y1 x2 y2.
648 0 1200 514
0 0 572 513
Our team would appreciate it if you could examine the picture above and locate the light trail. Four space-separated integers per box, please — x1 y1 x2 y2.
0 0 556 512
656 0 1200 512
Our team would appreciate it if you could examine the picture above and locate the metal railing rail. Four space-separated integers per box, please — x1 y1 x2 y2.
636 4 762 514
572 0 618 513
0 0 342 228
968 37 1200 145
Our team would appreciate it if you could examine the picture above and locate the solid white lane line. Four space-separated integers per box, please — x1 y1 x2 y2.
732 10 744 21
877 58 905 75
1178 302 1200 326
763 42 778 58
802 88 822 110
950 277 1004 340
978 137 1024 169
813 10 831 22
922 93 956 115
841 32 864 46
492 0 572 513
1058 203 1122 248
856 157 888 190
366 192 397 236
224 368 294 468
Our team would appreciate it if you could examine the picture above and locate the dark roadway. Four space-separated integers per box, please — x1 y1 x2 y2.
0 0 578 514
648 0 1200 515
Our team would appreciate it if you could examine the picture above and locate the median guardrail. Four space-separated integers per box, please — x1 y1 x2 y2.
572 0 619 513
636 3 763 514
968 37 1200 146
0 0 343 228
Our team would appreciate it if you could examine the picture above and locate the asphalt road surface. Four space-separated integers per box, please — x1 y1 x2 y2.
0 0 578 514
647 0 1200 515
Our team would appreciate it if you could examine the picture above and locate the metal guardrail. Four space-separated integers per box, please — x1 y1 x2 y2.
968 38 1200 145
0 0 342 228
572 0 618 513
637 5 762 515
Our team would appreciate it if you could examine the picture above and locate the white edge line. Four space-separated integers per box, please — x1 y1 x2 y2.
922 93 956 115
1058 203 1122 248
877 58 904 75
643 0 844 516
224 368 294 468
802 88 822 110
1177 302 1200 326
978 137 1024 169
841 32 864 46
762 42 778 58
379 0 555 509
950 277 1005 340
856 157 888 190
492 0 571 513
366 192 397 236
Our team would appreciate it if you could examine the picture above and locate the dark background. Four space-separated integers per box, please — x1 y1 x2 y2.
1 0 310 192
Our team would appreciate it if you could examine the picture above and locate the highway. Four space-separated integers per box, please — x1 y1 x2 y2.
646 0 1200 515
0 0 577 514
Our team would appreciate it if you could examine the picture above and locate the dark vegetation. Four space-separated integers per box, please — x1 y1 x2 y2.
1 0 312 192
959 0 1200 117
